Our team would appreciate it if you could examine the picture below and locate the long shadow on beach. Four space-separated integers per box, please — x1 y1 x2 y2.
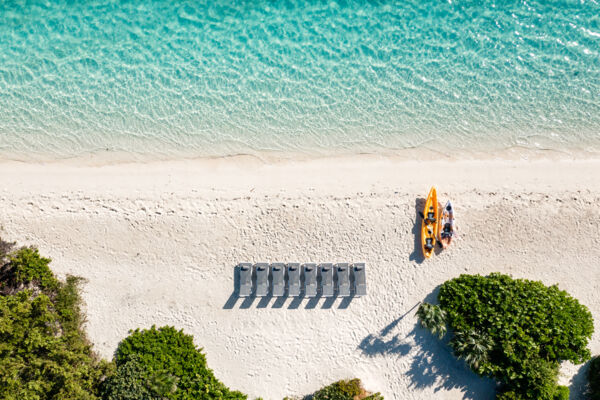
407 325 496 399
357 303 417 357
409 197 426 264
358 288 496 400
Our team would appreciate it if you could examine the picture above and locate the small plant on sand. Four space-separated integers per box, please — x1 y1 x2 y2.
590 355 600 400
311 378 383 400
418 273 594 399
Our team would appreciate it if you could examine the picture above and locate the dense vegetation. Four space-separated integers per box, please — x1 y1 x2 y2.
106 325 246 400
0 242 110 400
0 238 246 400
417 273 594 400
590 356 600 400
310 379 383 400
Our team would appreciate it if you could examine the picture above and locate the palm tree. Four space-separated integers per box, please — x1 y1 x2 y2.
416 303 447 339
451 329 494 372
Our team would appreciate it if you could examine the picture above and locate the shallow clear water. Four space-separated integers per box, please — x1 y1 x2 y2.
1 0 600 161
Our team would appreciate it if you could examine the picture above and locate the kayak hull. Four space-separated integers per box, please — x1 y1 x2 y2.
421 187 438 258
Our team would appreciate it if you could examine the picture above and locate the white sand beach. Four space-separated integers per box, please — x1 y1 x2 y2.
1 156 599 399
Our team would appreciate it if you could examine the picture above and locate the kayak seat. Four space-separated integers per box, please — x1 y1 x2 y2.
425 237 434 250
425 212 436 224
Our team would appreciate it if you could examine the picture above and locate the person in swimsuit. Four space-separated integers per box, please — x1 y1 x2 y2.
439 203 457 249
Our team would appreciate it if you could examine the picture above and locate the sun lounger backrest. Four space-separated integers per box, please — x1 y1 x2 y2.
286 263 300 297
238 263 253 297
319 263 334 297
335 263 350 297
353 263 367 296
254 263 269 297
270 263 285 297
303 263 317 297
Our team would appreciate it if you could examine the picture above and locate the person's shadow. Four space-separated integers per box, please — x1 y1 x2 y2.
409 197 426 263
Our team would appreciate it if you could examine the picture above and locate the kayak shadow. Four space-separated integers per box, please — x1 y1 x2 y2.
409 197 426 264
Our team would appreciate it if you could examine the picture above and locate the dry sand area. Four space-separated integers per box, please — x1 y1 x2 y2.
1 156 599 399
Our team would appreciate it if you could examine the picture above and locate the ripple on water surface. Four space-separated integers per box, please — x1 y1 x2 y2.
0 0 599 160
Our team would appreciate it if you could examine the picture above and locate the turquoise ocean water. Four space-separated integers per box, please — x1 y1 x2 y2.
1 0 599 161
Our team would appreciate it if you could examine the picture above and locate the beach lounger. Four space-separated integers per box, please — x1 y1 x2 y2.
303 263 317 297
271 263 285 297
286 263 300 297
319 263 334 297
238 263 253 297
353 263 367 296
335 263 350 297
255 263 269 296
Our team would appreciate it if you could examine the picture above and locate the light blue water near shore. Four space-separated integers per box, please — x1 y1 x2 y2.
1 0 600 161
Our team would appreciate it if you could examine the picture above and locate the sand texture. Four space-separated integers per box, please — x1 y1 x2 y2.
1 157 599 399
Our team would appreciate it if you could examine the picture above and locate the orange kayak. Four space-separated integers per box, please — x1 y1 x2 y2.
421 187 439 258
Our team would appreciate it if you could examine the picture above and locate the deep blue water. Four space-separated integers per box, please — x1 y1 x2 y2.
1 0 599 160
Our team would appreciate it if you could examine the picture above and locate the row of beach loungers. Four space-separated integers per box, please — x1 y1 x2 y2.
238 262 366 298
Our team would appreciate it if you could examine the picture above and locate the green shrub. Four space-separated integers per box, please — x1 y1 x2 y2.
590 356 600 400
101 355 162 400
9 247 58 290
424 273 594 399
516 358 559 399
0 290 108 400
553 385 569 400
55 275 86 335
0 245 109 400
114 325 246 400
416 303 447 339
496 391 522 400
311 379 383 400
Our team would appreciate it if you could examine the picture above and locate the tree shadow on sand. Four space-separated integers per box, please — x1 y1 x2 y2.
357 303 418 357
407 324 496 399
358 289 496 400
569 359 592 400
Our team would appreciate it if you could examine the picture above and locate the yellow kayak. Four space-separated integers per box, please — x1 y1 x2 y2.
421 187 439 258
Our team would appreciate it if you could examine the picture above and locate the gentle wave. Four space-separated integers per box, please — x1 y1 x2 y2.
1 0 599 161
